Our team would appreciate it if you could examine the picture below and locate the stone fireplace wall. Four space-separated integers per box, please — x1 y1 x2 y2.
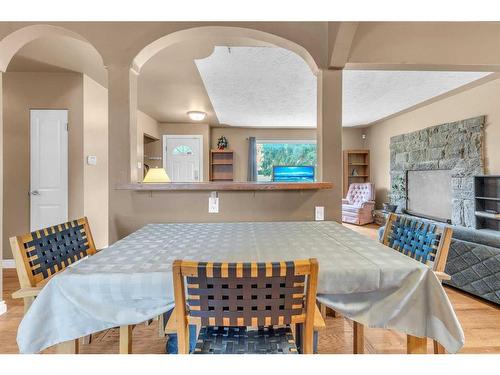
390 116 485 227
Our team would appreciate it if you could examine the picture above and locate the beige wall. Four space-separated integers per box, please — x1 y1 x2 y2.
137 110 159 181
366 75 500 208
2 72 84 259
159 122 210 182
211 127 317 182
342 127 367 150
83 75 108 249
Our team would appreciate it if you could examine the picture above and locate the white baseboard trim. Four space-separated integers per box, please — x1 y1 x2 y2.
0 300 6 316
1 259 15 268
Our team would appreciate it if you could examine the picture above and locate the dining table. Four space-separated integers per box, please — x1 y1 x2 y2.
17 221 464 354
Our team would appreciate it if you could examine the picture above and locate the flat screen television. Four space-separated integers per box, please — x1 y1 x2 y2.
272 166 315 182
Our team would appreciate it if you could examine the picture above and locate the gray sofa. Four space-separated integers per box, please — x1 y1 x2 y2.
378 219 500 305
443 226 500 305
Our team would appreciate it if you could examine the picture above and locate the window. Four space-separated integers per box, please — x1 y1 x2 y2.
256 139 317 182
172 145 193 155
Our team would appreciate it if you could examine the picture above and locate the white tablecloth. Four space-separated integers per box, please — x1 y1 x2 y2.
17 221 464 353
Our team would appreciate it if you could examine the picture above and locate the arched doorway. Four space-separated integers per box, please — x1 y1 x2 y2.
0 25 109 273
130 26 320 183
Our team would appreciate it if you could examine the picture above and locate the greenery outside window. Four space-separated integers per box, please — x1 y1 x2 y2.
256 139 317 182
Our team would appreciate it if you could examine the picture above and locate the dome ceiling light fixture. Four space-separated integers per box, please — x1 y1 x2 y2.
187 110 207 122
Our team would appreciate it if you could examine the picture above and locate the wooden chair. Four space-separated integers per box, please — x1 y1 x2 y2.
352 213 453 354
8 217 161 354
172 258 319 354
10 217 97 313
9 217 101 353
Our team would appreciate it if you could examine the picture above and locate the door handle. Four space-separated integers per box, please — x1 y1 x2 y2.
30 190 40 196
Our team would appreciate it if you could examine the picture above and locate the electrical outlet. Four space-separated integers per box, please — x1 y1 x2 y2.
87 155 97 165
315 206 325 221
209 191 219 213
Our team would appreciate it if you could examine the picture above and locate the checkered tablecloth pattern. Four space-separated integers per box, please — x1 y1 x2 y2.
17 221 464 353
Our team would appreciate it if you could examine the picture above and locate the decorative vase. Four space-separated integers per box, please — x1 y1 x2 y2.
217 136 228 150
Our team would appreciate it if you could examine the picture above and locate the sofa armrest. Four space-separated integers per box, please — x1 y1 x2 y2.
360 200 375 209
341 199 349 204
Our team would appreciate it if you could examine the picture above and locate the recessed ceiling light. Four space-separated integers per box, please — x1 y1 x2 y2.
187 111 207 121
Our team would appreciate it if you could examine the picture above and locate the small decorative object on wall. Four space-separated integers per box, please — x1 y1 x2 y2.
351 168 359 176
217 135 228 150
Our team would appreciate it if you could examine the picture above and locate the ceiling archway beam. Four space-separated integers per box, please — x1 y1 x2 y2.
0 24 106 72
328 22 359 70
132 26 320 75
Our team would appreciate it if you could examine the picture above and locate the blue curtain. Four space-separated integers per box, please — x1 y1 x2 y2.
247 137 257 181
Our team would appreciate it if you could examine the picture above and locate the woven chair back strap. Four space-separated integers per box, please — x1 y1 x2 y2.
387 216 441 265
186 261 307 327
20 218 94 284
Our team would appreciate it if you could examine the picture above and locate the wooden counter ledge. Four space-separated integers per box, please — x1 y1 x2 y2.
116 181 333 191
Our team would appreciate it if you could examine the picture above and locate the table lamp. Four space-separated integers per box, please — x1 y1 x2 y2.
143 167 171 183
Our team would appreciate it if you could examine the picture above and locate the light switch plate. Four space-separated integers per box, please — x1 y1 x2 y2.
87 155 97 165
315 206 325 221
209 191 219 213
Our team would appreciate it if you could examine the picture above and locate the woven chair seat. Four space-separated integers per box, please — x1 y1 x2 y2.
194 326 298 354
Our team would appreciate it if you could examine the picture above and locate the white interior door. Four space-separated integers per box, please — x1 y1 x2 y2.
163 135 203 182
30 110 68 231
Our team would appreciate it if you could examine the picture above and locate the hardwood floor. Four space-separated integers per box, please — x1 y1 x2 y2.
1 223 499 354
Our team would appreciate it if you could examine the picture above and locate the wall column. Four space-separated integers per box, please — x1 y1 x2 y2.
317 69 343 220
107 64 138 242
0 71 5 315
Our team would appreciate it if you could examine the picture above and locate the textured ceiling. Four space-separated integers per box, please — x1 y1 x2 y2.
342 70 491 127
137 37 275 125
195 46 317 127
5 36 493 129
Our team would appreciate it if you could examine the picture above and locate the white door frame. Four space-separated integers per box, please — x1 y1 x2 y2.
163 135 204 182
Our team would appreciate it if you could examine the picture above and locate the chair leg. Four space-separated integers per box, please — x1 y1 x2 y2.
119 325 133 354
318 302 339 318
81 334 92 345
319 303 327 319
158 314 166 337
56 339 79 354
433 340 446 354
407 335 427 354
23 297 35 314
353 321 364 354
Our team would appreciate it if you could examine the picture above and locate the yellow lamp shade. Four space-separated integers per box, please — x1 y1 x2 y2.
143 167 171 183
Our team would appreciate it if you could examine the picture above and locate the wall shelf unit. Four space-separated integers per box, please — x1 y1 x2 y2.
343 149 370 196
474 175 500 232
210 149 234 181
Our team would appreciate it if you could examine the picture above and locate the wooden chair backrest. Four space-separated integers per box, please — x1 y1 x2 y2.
381 213 453 273
173 258 318 353
10 217 97 288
